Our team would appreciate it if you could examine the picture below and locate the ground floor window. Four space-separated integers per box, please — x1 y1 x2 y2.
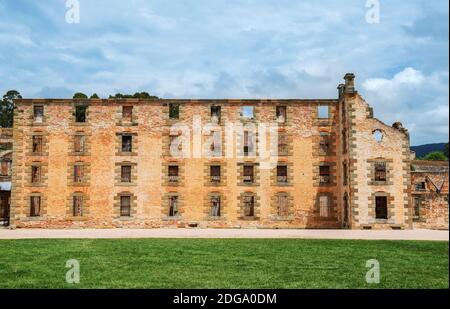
319 195 330 218
73 195 83 217
169 196 179 217
210 195 221 217
277 194 289 217
375 196 388 219
30 196 41 217
120 195 131 217
413 197 422 220
243 195 255 217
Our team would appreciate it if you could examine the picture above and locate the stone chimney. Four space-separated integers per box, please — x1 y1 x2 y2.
344 73 356 94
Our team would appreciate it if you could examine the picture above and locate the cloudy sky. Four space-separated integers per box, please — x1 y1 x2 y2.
0 0 448 145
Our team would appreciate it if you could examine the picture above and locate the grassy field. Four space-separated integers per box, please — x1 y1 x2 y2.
0 239 447 288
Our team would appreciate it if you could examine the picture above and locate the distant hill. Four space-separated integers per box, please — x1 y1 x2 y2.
411 143 447 158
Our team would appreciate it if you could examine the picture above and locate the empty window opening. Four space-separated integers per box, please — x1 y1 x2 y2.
31 166 41 183
121 135 132 152
210 165 221 183
32 135 43 153
319 132 330 154
169 196 179 217
415 182 426 191
211 106 221 123
210 131 221 155
210 195 221 217
278 133 288 155
241 106 254 120
373 130 383 142
375 196 388 219
168 165 179 183
75 105 87 123
122 106 133 122
277 194 289 217
0 161 11 176
73 195 83 217
342 129 347 153
120 195 131 217
276 106 287 123
243 195 255 217
277 165 288 183
74 135 85 153
319 195 330 218
374 161 387 182
243 130 254 155
243 165 254 183
413 197 422 219
33 105 44 123
318 105 329 119
74 165 84 183
319 165 330 184
30 196 41 217
121 165 132 183
169 103 180 119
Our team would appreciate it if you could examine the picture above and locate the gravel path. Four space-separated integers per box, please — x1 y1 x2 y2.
0 228 448 241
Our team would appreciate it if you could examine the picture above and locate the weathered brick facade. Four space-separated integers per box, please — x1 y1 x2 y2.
8 74 418 229
411 160 449 230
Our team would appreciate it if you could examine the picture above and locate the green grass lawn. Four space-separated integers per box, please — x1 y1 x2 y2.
0 239 447 288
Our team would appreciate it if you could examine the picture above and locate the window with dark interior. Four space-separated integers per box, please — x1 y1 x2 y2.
210 165 221 183
32 135 43 153
120 195 131 217
73 195 83 217
33 105 44 123
319 132 330 154
169 103 179 119
168 165 179 183
75 105 87 123
276 106 286 123
210 195 221 217
30 196 41 217
121 135 132 152
243 165 254 183
121 165 132 183
415 182 426 191
319 165 330 184
31 166 41 183
374 161 387 182
122 106 133 122
74 165 84 183
243 195 255 217
211 106 221 123
414 197 422 219
169 196 179 217
343 161 348 186
375 196 388 219
277 165 288 183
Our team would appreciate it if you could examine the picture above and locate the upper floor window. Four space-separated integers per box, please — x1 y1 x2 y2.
168 165 179 183
211 106 221 123
243 130 254 155
318 105 329 119
169 103 179 119
121 135 132 152
374 161 387 182
277 165 288 183
73 164 85 183
243 165 254 183
278 133 288 156
75 105 87 123
32 135 43 153
121 165 132 183
31 165 41 183
343 161 348 186
276 106 286 123
0 160 11 176
319 132 330 155
319 165 330 184
33 105 44 123
122 106 133 122
74 135 85 153
241 106 254 120
415 182 426 191
210 165 221 183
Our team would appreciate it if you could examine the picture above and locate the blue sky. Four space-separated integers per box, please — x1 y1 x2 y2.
0 0 448 145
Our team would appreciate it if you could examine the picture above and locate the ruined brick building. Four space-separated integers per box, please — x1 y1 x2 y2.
0 73 446 230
